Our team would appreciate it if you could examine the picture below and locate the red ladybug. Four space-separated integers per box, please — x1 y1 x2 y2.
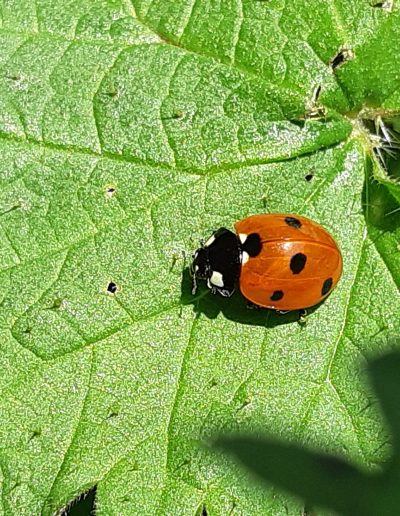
191 214 342 311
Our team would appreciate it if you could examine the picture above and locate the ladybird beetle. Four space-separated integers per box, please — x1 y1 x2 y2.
190 214 342 311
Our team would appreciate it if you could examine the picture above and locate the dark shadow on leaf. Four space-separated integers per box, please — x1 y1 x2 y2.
180 267 319 328
213 349 400 516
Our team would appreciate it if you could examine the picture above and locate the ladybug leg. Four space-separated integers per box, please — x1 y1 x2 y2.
191 274 198 295
298 309 308 326
276 309 290 315
186 251 198 295
246 300 260 310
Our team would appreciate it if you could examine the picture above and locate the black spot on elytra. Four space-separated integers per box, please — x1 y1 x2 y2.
242 233 262 257
290 253 307 274
321 277 333 296
270 290 284 301
107 282 117 294
285 216 302 229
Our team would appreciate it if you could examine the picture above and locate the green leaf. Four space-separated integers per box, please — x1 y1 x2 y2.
0 1 399 515
214 350 400 516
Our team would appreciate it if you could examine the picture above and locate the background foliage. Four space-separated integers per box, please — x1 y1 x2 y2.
0 1 399 514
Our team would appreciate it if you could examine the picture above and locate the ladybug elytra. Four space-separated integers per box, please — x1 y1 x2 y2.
191 213 342 311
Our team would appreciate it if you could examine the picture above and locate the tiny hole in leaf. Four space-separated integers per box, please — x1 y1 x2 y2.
172 110 184 119
128 462 139 472
107 406 120 419
105 186 116 198
175 458 190 472
237 399 251 412
371 0 393 9
10 482 21 493
313 84 322 103
1 201 22 216
304 173 314 182
107 282 118 294
48 298 62 310
28 429 41 442
201 506 208 516
104 87 118 98
162 110 185 121
330 47 354 69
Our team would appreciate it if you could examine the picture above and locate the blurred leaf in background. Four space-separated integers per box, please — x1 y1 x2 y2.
0 1 398 515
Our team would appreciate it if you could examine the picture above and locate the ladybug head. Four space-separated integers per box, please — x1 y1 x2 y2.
190 228 241 298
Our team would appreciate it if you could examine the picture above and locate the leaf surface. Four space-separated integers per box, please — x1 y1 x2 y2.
0 1 399 515
215 351 400 516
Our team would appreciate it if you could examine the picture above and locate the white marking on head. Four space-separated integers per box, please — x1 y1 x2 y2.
210 270 224 288
204 234 216 247
241 251 250 265
238 233 247 244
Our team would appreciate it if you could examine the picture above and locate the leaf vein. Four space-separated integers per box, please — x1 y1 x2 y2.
177 0 198 43
231 0 244 65
156 313 201 511
42 346 95 514
91 47 129 154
